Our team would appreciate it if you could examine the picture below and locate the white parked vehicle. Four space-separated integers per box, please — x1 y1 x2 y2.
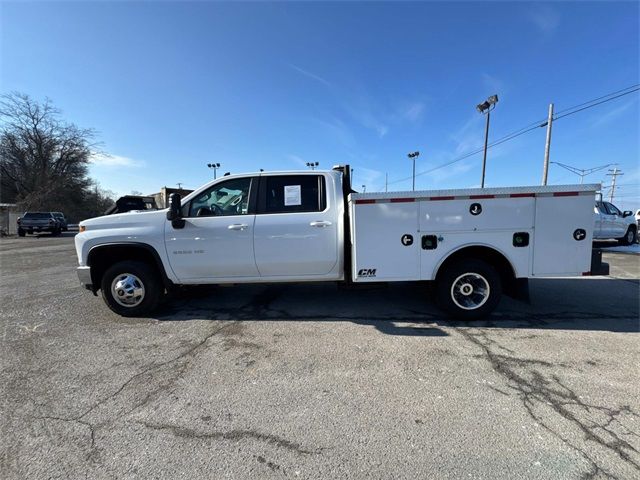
75 167 606 319
593 200 637 245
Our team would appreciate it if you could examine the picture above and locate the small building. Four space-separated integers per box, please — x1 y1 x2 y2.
0 203 20 236
151 187 194 209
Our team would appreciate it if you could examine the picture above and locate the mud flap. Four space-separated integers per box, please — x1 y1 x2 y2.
590 249 610 276
505 278 530 304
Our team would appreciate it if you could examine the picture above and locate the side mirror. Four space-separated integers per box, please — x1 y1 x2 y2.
167 193 185 229
166 193 182 221
623 210 633 218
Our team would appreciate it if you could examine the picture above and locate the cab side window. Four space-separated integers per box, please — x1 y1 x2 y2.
604 202 621 216
188 177 253 217
259 175 326 214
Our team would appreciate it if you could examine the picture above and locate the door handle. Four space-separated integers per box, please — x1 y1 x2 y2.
228 224 249 230
309 220 332 228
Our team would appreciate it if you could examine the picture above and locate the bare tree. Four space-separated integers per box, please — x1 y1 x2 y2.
0 92 103 220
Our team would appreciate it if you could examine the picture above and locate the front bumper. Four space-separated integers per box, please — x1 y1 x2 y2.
77 266 93 290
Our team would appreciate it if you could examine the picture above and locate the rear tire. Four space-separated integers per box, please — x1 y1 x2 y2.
436 259 502 320
100 260 162 317
618 226 637 246
18 228 25 237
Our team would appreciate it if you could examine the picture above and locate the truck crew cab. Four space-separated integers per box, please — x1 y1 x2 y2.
75 166 606 319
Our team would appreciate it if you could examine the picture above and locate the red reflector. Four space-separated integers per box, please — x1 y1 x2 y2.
510 193 535 198
554 191 580 197
582 271 592 276
355 199 376 204
429 196 455 201
390 198 415 203
469 194 495 199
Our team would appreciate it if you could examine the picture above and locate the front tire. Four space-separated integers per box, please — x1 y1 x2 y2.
618 226 637 246
436 259 502 320
100 261 162 317
18 228 25 237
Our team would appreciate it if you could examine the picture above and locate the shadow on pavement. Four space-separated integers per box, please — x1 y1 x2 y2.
153 277 639 335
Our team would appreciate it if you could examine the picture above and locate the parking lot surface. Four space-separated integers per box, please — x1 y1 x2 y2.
1 234 639 479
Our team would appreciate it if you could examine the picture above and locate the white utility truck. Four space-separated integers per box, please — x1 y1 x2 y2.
75 166 607 319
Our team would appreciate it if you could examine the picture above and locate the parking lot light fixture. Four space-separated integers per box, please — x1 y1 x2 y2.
306 162 319 170
477 94 498 188
207 163 221 179
407 151 420 191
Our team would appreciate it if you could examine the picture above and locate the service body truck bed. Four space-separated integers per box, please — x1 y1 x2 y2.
350 184 597 282
75 166 605 319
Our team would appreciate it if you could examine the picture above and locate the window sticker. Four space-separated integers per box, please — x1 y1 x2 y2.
284 185 302 206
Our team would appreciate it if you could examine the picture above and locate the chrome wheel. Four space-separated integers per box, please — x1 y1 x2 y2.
110 273 145 308
627 230 634 243
450 272 490 310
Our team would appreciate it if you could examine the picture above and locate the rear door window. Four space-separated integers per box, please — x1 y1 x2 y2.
259 175 326 214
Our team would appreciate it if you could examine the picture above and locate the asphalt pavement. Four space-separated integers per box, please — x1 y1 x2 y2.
1 233 639 479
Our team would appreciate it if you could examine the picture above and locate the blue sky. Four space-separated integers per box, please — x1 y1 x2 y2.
2 1 639 209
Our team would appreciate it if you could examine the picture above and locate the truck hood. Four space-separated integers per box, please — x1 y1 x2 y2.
79 209 167 230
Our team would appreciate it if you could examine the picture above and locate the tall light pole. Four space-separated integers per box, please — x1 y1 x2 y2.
550 162 616 184
207 163 221 179
407 151 420 191
476 94 498 188
361 184 366 193
306 162 319 170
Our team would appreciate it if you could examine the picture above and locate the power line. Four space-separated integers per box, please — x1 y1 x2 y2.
554 83 640 115
387 84 640 188
555 87 640 121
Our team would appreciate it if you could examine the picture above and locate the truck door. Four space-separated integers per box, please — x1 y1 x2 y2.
253 174 339 277
604 202 625 237
594 202 608 239
164 176 260 280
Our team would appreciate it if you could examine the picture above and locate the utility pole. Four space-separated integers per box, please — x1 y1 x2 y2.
385 173 388 193
361 185 366 193
541 103 554 185
606 168 623 203
407 151 420 191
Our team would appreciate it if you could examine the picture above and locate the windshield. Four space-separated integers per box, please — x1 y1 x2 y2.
23 212 51 219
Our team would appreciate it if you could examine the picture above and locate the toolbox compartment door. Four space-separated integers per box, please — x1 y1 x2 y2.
532 194 594 276
351 201 419 282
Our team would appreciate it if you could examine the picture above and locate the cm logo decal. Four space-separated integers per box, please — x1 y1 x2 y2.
357 268 377 277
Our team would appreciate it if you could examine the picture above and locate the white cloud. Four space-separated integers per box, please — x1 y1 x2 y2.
528 5 560 35
351 166 383 192
481 73 503 95
287 154 307 167
288 63 331 87
402 102 425 122
345 105 389 138
90 153 144 168
591 98 638 128
449 115 485 156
